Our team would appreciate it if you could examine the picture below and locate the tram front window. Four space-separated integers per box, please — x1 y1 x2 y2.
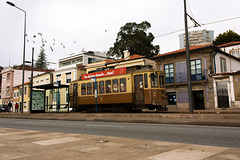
151 73 158 87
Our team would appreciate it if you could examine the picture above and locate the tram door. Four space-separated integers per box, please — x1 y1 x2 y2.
134 74 144 105
73 83 78 108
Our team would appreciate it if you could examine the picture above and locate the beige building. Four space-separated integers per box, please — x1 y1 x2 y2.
86 51 156 74
13 81 31 112
152 44 240 110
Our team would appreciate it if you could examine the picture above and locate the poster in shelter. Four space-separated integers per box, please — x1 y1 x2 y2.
32 90 45 111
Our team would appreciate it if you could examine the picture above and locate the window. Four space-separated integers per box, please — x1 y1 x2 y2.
81 83 86 95
87 83 92 95
7 73 10 82
190 59 202 81
25 86 27 95
159 75 164 88
164 64 174 84
106 80 112 93
2 88 5 95
20 88 22 96
144 74 148 88
56 75 61 84
93 82 98 95
120 78 126 92
46 78 50 84
167 92 176 105
220 57 227 73
99 81 105 94
151 73 158 87
139 75 143 89
66 73 71 83
66 93 69 103
6 87 10 96
2 75 6 81
112 79 119 93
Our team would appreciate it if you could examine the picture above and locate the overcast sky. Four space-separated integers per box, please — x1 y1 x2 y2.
0 0 239 69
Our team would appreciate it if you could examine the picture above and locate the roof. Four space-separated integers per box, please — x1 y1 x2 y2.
13 65 55 72
14 81 31 87
217 41 240 48
32 84 69 90
113 54 145 63
152 44 215 59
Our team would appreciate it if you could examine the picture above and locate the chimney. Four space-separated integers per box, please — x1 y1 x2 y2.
123 50 130 60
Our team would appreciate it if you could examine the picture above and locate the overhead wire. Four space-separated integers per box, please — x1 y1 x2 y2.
155 16 240 38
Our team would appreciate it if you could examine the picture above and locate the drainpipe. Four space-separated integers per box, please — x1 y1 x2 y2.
213 51 218 74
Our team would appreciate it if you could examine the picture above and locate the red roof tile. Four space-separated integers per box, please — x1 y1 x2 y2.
114 54 145 62
217 41 240 48
153 44 214 58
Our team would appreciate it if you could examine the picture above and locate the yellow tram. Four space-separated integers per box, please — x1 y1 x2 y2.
69 66 168 112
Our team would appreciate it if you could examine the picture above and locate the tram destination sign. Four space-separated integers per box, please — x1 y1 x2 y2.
81 67 127 80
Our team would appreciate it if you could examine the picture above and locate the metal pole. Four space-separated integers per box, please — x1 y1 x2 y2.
29 47 34 113
57 81 60 113
6 2 27 113
184 0 194 114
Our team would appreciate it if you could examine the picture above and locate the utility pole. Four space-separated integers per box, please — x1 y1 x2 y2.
184 0 194 114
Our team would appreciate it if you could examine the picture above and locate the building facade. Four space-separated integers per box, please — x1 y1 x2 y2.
179 29 214 49
0 65 53 111
218 41 240 58
53 51 106 108
152 44 240 110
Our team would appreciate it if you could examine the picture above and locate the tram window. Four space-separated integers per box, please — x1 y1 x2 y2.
159 76 164 88
99 81 105 94
151 73 158 87
106 80 112 93
120 78 126 92
139 75 143 89
144 74 148 88
87 83 92 95
81 83 86 95
112 79 119 93
134 76 138 90
93 82 98 94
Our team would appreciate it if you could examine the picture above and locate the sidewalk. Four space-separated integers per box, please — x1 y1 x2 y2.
0 127 240 160
1 110 240 127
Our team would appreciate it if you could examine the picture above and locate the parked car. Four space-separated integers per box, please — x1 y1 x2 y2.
0 105 7 112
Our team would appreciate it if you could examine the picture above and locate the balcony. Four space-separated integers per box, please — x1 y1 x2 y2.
165 69 208 86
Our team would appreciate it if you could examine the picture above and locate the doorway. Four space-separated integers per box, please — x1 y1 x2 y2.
134 74 144 105
216 81 229 108
193 90 205 110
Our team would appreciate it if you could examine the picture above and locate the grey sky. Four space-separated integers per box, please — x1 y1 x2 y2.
1 0 239 69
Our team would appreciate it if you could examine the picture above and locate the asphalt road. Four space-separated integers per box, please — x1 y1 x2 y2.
0 118 239 148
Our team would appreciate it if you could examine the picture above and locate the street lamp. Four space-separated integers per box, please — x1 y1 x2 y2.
6 1 27 113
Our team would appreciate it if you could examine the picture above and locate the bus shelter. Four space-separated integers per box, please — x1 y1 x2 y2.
31 83 70 113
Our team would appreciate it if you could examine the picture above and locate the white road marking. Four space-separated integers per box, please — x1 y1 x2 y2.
32 137 82 146
86 124 124 128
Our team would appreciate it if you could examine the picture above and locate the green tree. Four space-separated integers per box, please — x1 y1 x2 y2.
213 30 240 45
35 46 48 69
107 21 159 58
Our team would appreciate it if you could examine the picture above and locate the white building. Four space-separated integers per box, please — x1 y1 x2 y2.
218 41 240 58
53 51 107 107
179 29 214 49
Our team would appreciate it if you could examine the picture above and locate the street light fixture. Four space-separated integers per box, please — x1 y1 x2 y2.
6 1 27 113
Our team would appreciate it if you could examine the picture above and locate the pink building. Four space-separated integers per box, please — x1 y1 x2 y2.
1 65 54 105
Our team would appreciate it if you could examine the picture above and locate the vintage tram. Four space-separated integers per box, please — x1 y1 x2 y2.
69 66 168 112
